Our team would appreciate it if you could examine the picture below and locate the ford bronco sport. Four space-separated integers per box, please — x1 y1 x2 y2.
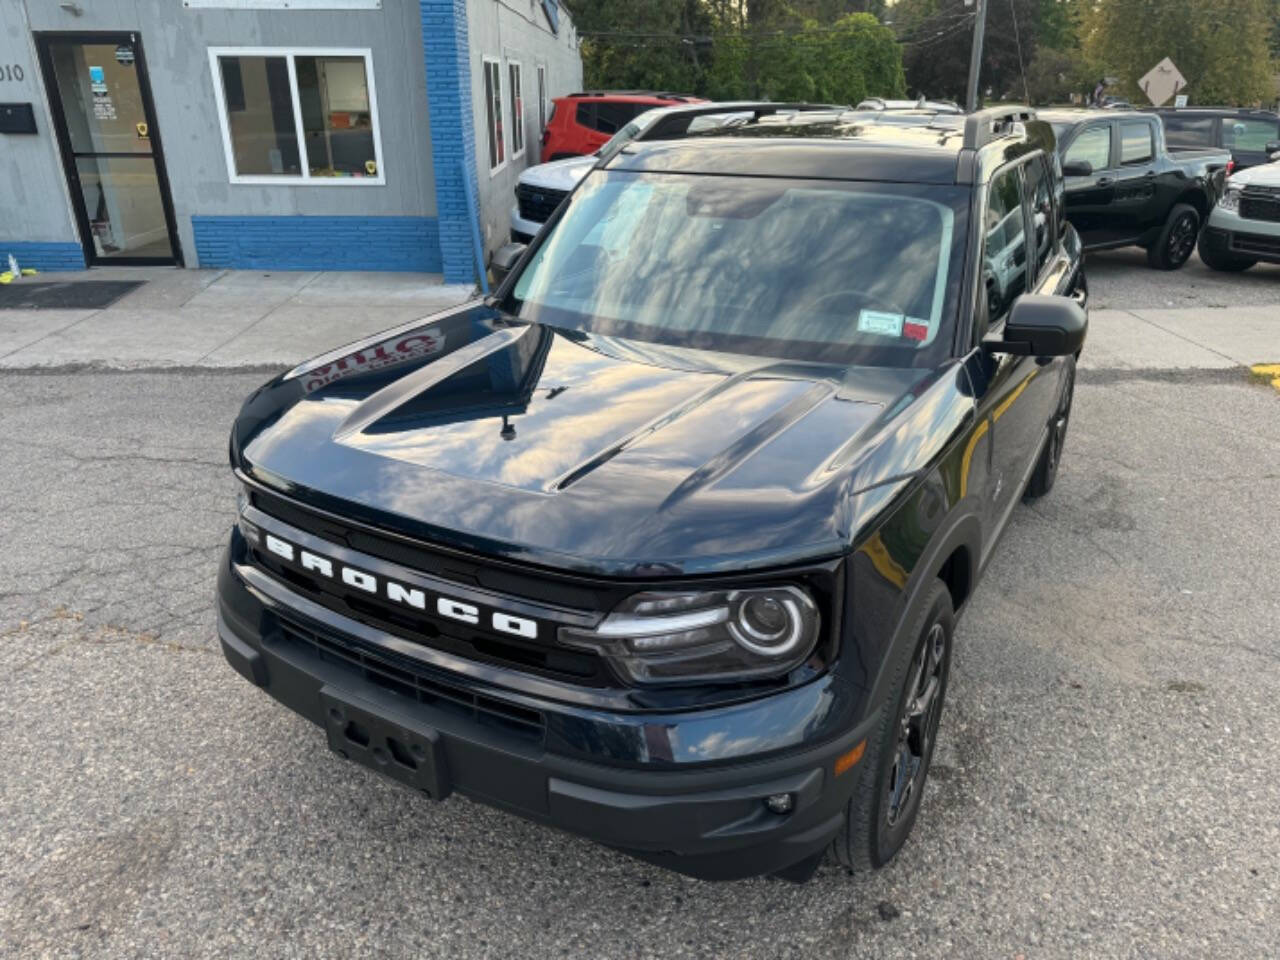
217 106 1088 882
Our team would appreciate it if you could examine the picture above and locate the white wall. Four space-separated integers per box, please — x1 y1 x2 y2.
467 0 582 253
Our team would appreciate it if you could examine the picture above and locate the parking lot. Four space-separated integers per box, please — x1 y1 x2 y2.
1 252 1278 958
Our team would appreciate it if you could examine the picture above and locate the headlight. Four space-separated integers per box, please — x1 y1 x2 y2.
1220 186 1241 211
560 586 820 685
236 488 260 546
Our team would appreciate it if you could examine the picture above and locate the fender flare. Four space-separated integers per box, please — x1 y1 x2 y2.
862 506 984 718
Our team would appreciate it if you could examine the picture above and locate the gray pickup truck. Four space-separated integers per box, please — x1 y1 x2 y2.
1039 109 1230 269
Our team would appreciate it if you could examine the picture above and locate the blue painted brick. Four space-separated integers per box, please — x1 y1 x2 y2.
421 0 481 285
192 216 442 272
0 241 86 272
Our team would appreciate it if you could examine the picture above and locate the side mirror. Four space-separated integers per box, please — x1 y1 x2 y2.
1265 140 1280 155
984 295 1087 357
1061 159 1093 177
490 241 528 285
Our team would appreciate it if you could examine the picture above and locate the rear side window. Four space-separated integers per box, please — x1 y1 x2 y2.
576 101 644 134
1064 126 1111 172
982 166 1028 331
1162 114 1215 148
1221 117 1280 151
1119 122 1153 165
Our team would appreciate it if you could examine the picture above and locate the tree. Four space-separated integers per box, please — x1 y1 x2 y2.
1081 0 1276 106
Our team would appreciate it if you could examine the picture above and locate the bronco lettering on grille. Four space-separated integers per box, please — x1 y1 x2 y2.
263 533 539 640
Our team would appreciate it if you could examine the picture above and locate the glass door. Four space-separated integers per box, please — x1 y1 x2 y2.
38 33 180 265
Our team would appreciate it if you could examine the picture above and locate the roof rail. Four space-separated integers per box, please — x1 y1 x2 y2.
635 101 848 143
566 90 698 101
963 105 1036 150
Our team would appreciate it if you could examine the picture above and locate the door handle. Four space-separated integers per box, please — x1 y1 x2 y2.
1096 177 1114 187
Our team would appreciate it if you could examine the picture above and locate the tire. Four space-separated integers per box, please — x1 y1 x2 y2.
1146 203 1200 270
1197 232 1256 273
831 580 954 872
1024 357 1075 501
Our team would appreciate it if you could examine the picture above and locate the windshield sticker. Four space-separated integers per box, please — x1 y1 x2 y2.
903 320 929 342
857 310 905 337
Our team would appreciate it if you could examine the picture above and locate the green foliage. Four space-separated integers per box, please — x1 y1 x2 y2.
1082 0 1277 106
578 4 905 105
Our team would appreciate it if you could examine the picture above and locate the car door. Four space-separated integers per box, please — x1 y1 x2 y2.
969 161 1049 539
1111 118 1162 241
1060 121 1116 247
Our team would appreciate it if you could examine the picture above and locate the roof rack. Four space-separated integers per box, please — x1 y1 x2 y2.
963 105 1036 150
635 100 847 140
567 90 699 101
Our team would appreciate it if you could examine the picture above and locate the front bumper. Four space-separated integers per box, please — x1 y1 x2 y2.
216 536 872 881
510 205 543 245
1204 206 1280 262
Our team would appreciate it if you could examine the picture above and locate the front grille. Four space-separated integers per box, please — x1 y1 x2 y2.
516 183 569 223
1230 231 1280 256
1239 189 1280 223
276 616 546 744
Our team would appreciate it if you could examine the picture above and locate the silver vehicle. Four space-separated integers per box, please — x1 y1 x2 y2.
1198 149 1280 271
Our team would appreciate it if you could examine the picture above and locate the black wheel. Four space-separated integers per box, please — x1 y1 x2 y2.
1197 232 1256 272
1025 358 1075 500
831 581 954 872
1146 203 1200 270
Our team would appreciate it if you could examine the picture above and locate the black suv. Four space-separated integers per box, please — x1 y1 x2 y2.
1156 107 1280 171
216 107 1087 882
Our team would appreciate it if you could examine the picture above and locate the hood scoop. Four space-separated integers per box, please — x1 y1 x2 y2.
332 325 532 443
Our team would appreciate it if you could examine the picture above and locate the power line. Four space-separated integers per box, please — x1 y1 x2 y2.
1008 0 1031 103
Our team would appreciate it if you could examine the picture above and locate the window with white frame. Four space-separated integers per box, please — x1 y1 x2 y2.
482 57 505 172
209 47 384 184
537 64 547 135
508 60 524 158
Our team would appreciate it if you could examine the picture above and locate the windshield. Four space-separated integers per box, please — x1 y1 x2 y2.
504 171 969 367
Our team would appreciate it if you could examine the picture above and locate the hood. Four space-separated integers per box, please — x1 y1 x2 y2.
233 304 966 576
1228 162 1280 187
518 155 597 192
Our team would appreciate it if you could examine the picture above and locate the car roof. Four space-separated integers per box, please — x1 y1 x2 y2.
558 91 703 104
602 107 1048 185
1037 108 1158 124
1154 106 1279 117
606 115 965 183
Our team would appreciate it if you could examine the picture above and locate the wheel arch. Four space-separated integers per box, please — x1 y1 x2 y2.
858 508 983 721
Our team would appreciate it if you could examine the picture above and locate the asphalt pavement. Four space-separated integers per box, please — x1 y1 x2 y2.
1 256 1277 958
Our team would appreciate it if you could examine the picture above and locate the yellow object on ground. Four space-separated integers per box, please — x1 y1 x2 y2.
1251 364 1280 392
20 268 37 276
0 272 13 284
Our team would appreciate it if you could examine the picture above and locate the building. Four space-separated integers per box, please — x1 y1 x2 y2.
0 0 581 284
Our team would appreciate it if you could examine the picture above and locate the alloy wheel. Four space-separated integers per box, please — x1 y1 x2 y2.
1168 212 1198 266
885 622 947 827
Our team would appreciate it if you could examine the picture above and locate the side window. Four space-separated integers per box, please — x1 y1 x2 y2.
1064 125 1111 172
982 166 1028 332
1221 117 1280 151
1119 121 1153 165
593 102 641 134
1024 156 1055 282
574 102 596 130
1162 115 1215 148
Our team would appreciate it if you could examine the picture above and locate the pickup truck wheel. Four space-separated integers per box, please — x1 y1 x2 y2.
1146 204 1200 270
1024 359 1075 501
1197 233 1256 272
831 580 953 873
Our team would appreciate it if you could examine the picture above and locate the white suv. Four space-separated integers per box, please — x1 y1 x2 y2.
1199 149 1280 272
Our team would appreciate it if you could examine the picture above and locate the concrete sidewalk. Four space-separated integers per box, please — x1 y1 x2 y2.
0 268 1274 374
0 267 475 369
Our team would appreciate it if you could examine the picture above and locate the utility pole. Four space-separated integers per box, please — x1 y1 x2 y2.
965 0 988 112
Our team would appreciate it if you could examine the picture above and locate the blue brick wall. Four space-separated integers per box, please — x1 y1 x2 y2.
192 216 442 272
421 0 481 285
0 241 86 272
